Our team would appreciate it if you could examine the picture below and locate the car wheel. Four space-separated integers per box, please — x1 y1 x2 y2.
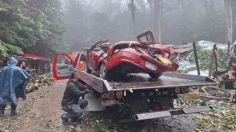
98 63 107 79
149 73 162 79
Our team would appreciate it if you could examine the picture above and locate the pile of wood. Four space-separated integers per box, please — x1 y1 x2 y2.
26 73 54 93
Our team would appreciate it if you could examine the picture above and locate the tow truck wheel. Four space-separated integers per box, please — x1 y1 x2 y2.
149 73 162 79
98 63 107 79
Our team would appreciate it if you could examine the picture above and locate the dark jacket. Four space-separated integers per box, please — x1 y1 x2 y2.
15 80 29 100
61 80 87 106
15 68 30 100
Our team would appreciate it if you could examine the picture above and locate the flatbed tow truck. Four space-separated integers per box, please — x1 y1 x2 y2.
53 52 217 121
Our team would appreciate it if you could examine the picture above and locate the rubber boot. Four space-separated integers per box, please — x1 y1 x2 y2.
61 114 72 125
0 105 6 116
10 104 17 116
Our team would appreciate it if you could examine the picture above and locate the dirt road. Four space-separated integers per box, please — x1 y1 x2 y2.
0 80 67 132
0 80 201 132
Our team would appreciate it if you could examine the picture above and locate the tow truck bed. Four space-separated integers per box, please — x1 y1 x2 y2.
110 72 216 90
79 71 217 93
79 71 217 120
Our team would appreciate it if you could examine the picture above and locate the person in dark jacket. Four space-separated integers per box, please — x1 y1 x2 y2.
61 71 90 124
19 60 27 70
15 60 30 101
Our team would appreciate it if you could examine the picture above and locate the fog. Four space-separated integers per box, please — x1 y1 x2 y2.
61 0 235 51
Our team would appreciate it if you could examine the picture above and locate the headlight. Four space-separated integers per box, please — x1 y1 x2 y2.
145 62 157 71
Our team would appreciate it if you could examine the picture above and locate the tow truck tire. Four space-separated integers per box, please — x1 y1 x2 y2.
157 97 174 110
149 73 162 79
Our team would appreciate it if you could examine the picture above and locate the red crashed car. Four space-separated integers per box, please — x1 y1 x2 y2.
86 31 179 80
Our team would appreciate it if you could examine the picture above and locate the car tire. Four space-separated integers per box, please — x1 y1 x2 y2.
149 73 162 79
98 63 107 79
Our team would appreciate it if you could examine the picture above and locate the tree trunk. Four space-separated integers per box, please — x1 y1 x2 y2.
225 0 233 43
153 0 162 43
147 0 154 31
128 0 136 36
232 0 236 43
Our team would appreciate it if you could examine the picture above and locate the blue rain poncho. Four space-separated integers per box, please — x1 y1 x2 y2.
0 57 31 105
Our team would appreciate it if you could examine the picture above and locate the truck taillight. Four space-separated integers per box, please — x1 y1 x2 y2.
107 92 114 99
116 91 123 98
102 93 108 99
103 92 122 99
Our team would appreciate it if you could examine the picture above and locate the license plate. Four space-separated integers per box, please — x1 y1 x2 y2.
145 62 157 71
158 55 171 65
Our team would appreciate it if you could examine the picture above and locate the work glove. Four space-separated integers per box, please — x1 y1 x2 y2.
84 89 91 94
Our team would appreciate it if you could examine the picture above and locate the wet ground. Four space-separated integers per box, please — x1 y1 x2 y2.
0 80 206 132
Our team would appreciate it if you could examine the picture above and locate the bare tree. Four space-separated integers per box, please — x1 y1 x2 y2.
147 0 153 13
147 0 154 33
153 0 162 43
224 0 233 43
128 0 137 36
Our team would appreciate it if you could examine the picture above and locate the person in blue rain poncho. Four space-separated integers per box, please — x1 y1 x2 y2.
0 57 31 116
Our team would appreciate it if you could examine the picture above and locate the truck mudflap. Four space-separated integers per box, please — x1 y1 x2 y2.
134 106 210 121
